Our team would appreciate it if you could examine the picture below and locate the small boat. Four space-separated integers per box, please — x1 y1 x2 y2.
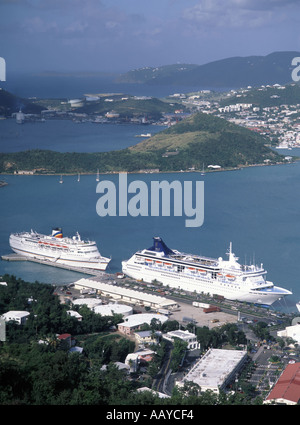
59 175 63 184
201 163 205 176
96 169 100 182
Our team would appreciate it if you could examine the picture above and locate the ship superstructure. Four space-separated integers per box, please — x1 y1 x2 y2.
122 237 292 305
9 228 110 271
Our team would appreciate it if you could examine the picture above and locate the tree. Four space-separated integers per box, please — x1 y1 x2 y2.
170 339 187 371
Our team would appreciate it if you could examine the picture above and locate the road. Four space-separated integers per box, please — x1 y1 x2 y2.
152 342 173 395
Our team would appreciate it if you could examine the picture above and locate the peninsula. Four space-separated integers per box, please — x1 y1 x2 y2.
0 112 283 175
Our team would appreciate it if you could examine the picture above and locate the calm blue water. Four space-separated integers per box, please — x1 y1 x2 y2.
1 157 300 312
0 119 164 153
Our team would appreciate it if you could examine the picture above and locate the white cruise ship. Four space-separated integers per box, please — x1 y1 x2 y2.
9 228 110 271
122 237 292 306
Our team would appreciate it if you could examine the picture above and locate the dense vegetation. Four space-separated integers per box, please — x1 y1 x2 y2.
0 112 283 174
0 275 262 405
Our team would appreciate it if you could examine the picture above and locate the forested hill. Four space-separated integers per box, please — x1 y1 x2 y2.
129 112 282 169
117 51 300 87
0 112 283 174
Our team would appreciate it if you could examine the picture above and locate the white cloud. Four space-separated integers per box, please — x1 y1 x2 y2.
182 0 300 29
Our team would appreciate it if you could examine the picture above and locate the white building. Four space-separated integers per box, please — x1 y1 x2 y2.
93 303 133 318
73 278 178 310
177 348 247 394
125 349 155 372
136 387 170 399
1 310 30 325
72 297 102 310
66 310 83 321
277 324 300 344
163 330 200 350
118 313 168 335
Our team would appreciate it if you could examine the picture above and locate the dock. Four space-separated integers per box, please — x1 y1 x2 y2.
0 253 106 277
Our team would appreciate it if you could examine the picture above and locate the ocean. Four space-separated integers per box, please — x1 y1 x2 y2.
0 76 299 312
1 158 300 312
2 73 226 99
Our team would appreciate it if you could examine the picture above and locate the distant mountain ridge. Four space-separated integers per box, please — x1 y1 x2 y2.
117 51 300 88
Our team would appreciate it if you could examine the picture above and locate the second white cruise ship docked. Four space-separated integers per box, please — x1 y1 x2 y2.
122 237 292 305
9 228 111 271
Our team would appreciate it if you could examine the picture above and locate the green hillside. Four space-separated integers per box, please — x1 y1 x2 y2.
130 112 282 169
0 112 283 174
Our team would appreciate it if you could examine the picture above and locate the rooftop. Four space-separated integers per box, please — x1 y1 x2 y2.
74 278 178 309
180 348 247 392
120 313 168 328
265 362 300 404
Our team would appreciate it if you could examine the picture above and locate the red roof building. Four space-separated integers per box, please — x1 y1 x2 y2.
265 362 300 405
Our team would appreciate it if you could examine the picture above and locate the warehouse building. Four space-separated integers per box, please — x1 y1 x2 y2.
73 278 179 310
177 348 248 394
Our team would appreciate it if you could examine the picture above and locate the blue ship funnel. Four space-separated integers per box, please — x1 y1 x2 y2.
148 237 174 256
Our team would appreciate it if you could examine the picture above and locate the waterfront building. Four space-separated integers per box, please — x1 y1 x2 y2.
73 278 179 310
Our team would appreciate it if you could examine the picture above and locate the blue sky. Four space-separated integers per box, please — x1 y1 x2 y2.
1 0 300 74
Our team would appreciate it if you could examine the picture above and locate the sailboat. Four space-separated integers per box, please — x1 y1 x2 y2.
96 169 100 182
201 164 205 176
59 175 63 184
77 173 80 182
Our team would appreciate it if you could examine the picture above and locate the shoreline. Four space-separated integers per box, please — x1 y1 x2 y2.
0 158 298 177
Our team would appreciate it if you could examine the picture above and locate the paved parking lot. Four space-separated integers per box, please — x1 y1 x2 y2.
169 301 238 329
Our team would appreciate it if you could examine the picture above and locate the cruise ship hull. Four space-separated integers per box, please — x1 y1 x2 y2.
9 230 110 271
122 261 287 305
122 237 292 306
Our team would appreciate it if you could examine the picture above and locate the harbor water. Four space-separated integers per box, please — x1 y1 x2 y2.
0 147 300 312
